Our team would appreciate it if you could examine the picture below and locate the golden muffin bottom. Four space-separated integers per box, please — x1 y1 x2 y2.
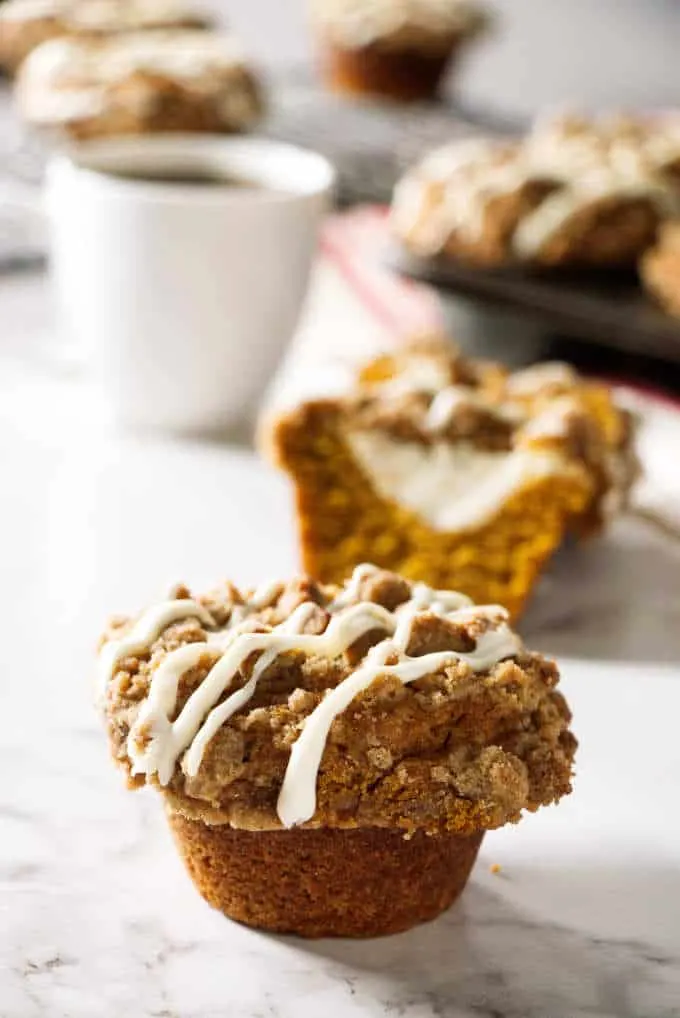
317 37 459 102
169 811 484 938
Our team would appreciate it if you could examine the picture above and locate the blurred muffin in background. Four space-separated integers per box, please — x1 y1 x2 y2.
16 29 264 139
392 113 680 268
309 0 490 103
640 222 680 318
0 0 64 74
0 0 211 75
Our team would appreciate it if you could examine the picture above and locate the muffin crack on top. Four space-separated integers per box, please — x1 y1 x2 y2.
100 565 576 837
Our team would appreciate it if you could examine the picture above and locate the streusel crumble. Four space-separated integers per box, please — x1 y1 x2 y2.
99 565 576 936
392 114 680 268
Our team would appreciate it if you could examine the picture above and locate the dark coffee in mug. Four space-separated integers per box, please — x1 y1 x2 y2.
105 166 261 187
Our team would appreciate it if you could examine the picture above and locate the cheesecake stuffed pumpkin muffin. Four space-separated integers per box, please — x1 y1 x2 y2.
267 340 638 621
98 565 576 937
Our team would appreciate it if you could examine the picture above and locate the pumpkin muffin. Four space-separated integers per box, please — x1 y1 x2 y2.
309 0 490 103
98 565 576 937
0 0 211 75
15 29 263 139
266 340 638 620
392 114 680 267
640 221 680 318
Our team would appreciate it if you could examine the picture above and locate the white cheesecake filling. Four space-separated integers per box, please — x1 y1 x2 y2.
347 429 576 532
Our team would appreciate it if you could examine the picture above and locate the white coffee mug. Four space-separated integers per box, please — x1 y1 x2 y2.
45 135 335 435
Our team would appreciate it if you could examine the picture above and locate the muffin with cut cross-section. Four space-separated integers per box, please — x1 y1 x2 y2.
98 563 576 938
267 339 638 622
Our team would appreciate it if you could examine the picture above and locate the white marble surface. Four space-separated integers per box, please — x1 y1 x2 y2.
0 353 679 1017
2 646 679 1018
2 260 680 1016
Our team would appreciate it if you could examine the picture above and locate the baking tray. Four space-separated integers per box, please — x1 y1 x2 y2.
388 246 680 365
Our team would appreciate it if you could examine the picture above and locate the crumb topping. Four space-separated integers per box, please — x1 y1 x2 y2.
100 565 576 835
303 342 637 523
17 29 262 128
392 113 680 262
309 0 490 53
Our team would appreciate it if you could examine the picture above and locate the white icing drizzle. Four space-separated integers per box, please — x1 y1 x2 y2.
364 354 584 437
23 29 246 81
277 601 519 828
505 362 577 396
519 397 580 442
375 354 452 399
99 567 521 827
126 642 217 784
67 0 203 31
97 598 214 699
327 561 384 609
425 387 476 431
0 0 202 27
423 385 521 432
405 579 471 613
279 600 323 633
512 177 673 260
247 578 283 609
309 0 487 49
366 355 524 435
394 116 680 259
120 598 396 785
18 30 258 127
392 140 525 257
180 600 322 778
